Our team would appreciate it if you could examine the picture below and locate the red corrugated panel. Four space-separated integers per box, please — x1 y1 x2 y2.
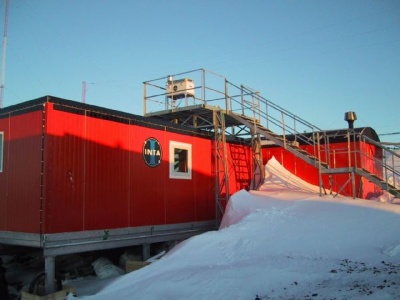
129 127 167 227
163 132 211 224
192 138 216 221
358 141 383 199
84 115 131 230
2 100 218 235
43 103 216 233
0 116 8 231
263 145 355 195
45 105 133 232
0 118 5 230
0 110 43 233
127 123 215 227
45 104 86 233
262 141 382 199
128 128 215 226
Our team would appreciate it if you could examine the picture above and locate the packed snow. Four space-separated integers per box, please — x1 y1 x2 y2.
63 156 400 300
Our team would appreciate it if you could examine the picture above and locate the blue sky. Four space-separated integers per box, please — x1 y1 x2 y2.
1 0 399 142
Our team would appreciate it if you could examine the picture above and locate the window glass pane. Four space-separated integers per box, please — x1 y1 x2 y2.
174 148 188 173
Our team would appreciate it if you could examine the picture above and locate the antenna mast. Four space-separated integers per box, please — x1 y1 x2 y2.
81 81 87 103
0 0 9 108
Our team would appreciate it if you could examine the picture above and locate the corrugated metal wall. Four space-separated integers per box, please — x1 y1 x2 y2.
45 105 86 233
0 108 44 233
0 100 253 234
44 103 217 233
262 141 381 198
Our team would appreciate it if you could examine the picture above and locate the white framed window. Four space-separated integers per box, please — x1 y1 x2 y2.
0 132 3 172
169 141 192 180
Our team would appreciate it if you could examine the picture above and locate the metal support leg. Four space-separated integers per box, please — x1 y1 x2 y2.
45 255 56 295
142 244 150 261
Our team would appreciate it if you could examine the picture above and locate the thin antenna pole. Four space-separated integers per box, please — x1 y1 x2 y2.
81 81 87 103
0 0 9 108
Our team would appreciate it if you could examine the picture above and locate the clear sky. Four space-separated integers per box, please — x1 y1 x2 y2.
1 0 399 142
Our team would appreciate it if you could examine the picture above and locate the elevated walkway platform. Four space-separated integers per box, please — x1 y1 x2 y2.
144 104 250 131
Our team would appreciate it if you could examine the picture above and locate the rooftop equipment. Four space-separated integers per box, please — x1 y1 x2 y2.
344 111 357 129
166 77 195 100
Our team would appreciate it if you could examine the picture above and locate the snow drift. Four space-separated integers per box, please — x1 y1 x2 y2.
70 157 400 299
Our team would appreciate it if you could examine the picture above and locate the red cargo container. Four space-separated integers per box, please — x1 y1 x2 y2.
1 96 245 254
0 95 388 294
0 96 256 293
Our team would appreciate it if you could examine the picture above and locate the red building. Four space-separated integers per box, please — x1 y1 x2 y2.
0 96 232 239
261 127 383 199
0 96 389 246
0 92 394 295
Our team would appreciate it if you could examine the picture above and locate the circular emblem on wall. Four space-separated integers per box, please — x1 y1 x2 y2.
143 138 162 167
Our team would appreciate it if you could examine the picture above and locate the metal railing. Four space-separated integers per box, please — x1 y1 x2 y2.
318 129 399 197
357 132 399 192
143 69 327 157
143 69 399 198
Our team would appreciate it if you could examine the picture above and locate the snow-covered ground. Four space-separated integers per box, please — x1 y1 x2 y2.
67 156 400 300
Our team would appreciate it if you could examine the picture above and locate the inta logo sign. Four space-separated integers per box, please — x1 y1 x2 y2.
143 138 162 167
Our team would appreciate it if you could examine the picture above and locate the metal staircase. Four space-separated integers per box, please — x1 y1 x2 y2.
353 133 400 198
143 69 400 219
228 113 330 170
226 85 399 199
317 130 400 199
356 168 400 197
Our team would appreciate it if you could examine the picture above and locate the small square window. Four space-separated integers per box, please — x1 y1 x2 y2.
170 141 192 179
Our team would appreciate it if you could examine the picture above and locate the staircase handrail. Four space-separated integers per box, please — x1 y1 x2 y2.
239 83 322 131
224 81 331 167
143 69 399 196
357 131 400 188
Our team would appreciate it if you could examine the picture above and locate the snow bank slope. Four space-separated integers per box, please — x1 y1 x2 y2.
74 157 400 300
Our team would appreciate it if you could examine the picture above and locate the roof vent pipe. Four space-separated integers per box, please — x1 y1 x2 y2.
344 111 357 129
